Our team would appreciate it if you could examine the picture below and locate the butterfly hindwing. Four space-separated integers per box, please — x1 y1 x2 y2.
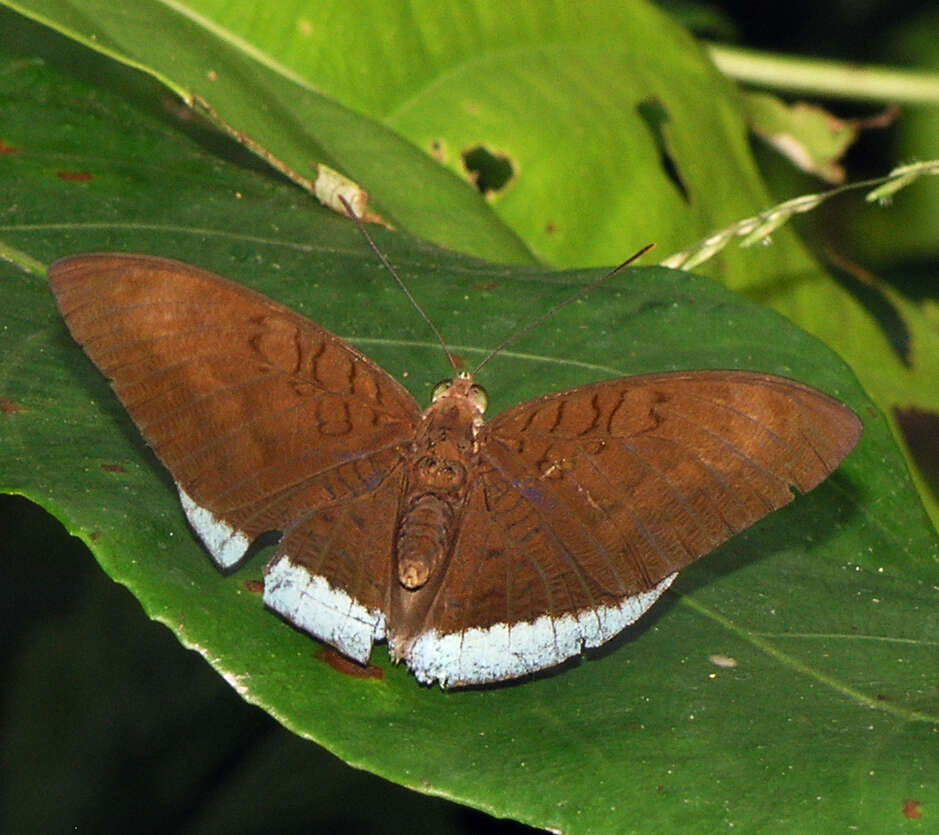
397 465 677 686
265 457 408 662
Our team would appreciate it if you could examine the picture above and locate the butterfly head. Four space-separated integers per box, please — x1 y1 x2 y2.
430 373 489 428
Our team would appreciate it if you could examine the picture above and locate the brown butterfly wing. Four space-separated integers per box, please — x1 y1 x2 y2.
49 254 421 657
402 371 862 685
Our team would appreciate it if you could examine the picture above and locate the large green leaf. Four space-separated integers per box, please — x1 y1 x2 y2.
1 32 936 833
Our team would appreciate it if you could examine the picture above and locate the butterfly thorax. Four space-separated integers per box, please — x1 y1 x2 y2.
395 375 488 591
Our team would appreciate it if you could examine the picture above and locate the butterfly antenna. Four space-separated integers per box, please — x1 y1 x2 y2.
471 243 656 376
339 195 460 372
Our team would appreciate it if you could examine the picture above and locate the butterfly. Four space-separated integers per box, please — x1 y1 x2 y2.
48 252 862 687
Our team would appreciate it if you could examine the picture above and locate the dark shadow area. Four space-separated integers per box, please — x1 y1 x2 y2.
0 495 537 834
894 406 939 506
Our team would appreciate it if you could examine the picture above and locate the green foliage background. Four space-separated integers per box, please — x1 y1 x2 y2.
1 2 937 832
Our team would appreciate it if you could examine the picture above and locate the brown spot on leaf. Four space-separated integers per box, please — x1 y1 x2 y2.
0 138 20 154
101 463 126 473
57 170 93 182
430 139 447 163
902 799 922 820
316 648 384 679
243 579 264 595
0 398 26 414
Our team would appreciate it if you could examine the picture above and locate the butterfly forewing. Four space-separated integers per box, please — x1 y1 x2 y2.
49 254 422 573
485 370 861 576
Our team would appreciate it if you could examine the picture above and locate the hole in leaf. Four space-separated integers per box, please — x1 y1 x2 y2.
637 98 690 203
462 146 514 195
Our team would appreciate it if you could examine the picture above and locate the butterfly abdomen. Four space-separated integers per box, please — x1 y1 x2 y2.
396 492 455 589
394 382 485 591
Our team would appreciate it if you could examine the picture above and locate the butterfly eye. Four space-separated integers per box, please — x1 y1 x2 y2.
431 380 452 402
468 384 489 414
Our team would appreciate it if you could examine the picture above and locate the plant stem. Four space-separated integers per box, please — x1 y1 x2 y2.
708 44 939 104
